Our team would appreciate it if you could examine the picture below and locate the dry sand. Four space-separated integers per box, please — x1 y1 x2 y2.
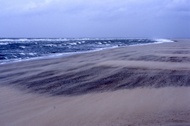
0 39 190 126
1 86 190 126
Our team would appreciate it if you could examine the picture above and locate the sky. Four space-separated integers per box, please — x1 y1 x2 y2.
0 0 189 38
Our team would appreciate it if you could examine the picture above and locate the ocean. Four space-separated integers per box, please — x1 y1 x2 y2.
0 38 173 64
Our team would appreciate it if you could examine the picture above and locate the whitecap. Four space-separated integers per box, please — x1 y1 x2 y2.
20 46 26 49
20 53 25 55
69 43 77 45
77 42 82 44
17 39 29 42
154 39 174 43
45 44 57 47
0 42 9 45
28 53 36 56
0 39 15 42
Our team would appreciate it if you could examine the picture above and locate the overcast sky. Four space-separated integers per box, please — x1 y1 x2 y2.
0 0 189 38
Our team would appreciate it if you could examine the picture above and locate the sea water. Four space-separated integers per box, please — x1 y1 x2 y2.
0 38 173 64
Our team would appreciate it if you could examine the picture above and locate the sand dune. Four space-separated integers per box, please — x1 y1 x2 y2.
1 40 190 125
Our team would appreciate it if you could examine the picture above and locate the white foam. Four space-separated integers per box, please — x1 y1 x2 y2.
0 38 70 43
0 39 14 42
0 42 9 45
45 44 58 47
69 43 77 45
125 39 174 47
154 39 174 43
0 39 29 42
20 53 26 55
17 39 29 42
20 46 26 49
28 53 36 56
77 42 82 44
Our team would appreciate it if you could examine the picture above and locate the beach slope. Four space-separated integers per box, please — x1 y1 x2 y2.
0 40 190 126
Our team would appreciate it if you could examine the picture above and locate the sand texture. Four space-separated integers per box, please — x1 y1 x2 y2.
0 39 190 126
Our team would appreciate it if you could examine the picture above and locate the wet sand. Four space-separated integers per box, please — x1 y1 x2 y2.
0 39 190 126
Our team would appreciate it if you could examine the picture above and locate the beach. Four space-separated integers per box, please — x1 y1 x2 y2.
1 39 190 126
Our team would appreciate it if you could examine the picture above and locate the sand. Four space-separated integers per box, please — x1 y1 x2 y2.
0 39 190 126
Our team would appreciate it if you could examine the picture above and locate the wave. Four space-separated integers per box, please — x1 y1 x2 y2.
154 39 174 43
0 38 70 42
0 42 9 45
0 38 174 41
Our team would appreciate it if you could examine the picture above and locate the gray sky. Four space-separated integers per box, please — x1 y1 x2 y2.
0 0 189 38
